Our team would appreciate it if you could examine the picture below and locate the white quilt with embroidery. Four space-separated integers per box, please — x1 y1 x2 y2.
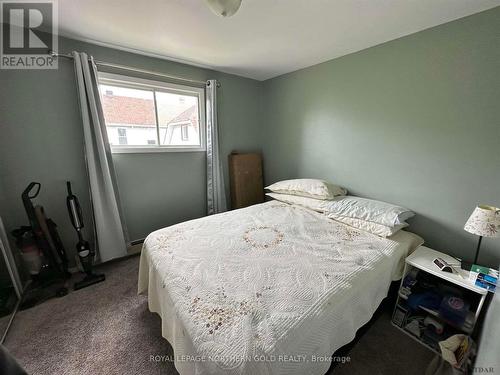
138 201 421 375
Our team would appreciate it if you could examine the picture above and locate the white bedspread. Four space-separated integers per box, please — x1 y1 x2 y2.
138 201 422 375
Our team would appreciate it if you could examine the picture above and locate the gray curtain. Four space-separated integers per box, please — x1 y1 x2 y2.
72 52 128 262
206 80 227 215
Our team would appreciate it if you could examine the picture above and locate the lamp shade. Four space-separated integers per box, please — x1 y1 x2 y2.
464 205 500 237
205 0 242 17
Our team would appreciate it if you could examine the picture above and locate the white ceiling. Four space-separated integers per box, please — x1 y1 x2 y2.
58 0 500 81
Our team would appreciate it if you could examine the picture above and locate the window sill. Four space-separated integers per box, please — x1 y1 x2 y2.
111 146 206 154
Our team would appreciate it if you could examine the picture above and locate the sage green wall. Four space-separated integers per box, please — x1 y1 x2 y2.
0 35 263 263
1 8 499 269
261 7 500 266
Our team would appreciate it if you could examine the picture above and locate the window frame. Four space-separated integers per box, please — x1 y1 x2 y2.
98 72 206 153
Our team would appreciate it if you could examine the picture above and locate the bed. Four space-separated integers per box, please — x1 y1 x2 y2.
138 200 423 375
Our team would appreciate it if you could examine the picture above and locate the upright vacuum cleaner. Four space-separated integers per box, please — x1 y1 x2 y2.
66 181 105 290
12 182 70 307
21 182 70 279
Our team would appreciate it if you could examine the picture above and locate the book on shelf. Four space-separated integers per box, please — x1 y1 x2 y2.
468 265 498 292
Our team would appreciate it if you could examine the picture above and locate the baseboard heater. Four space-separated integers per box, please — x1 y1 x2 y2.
130 239 145 246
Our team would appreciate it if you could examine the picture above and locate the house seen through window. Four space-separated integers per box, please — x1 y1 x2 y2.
99 73 205 152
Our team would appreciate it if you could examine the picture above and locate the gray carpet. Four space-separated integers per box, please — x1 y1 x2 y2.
5 256 433 374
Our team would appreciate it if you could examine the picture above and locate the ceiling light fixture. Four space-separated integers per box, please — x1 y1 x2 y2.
205 0 242 17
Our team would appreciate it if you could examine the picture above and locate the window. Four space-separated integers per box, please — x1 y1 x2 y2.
181 124 189 141
117 128 128 145
98 73 205 153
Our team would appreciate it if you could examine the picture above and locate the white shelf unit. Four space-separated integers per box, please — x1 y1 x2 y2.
392 246 488 356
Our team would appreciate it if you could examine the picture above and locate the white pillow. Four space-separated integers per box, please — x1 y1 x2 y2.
326 213 408 237
266 193 410 237
323 196 414 227
265 179 346 200
266 193 327 212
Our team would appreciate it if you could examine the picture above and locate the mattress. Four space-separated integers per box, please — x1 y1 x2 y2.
138 201 423 375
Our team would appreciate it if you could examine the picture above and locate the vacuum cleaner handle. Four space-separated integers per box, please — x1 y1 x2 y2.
22 182 41 199
66 181 73 196
21 182 41 229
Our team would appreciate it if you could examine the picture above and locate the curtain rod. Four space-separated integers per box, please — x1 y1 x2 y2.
49 51 216 87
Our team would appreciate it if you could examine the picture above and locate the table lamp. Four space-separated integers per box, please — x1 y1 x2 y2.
463 205 500 268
